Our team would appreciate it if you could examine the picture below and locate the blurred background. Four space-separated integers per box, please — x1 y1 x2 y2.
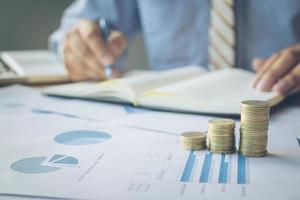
0 0 149 70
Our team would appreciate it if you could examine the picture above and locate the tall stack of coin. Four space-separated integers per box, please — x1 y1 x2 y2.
239 100 270 157
181 131 207 150
208 119 236 154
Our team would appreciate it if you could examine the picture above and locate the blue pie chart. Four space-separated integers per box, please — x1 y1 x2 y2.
11 154 79 174
54 130 112 145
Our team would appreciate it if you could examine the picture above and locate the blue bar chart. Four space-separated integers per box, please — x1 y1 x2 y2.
180 151 196 182
180 151 248 185
199 152 213 183
237 154 247 184
218 154 229 184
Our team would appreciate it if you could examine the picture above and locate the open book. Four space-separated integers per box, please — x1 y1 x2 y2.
43 66 284 115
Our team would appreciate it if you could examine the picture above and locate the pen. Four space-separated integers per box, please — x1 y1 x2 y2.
99 18 113 78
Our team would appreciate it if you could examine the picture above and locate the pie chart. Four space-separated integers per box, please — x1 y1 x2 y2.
11 154 78 174
54 130 112 145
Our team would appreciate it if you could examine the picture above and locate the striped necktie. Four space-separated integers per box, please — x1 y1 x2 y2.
209 0 235 70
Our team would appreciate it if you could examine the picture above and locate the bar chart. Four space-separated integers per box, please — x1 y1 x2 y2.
180 151 248 185
126 134 250 194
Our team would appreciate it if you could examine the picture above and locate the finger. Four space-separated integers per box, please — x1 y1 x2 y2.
251 54 280 88
67 29 106 80
63 47 95 81
255 49 299 91
252 58 267 72
63 43 86 81
273 63 300 95
77 20 114 66
108 31 127 58
64 57 88 81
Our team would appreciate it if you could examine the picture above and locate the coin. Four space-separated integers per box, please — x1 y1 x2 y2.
239 100 270 157
208 118 236 154
181 131 207 151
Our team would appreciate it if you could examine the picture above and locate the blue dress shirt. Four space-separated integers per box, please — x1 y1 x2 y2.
49 0 300 71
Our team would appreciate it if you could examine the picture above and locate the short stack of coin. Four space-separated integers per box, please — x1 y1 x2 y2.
208 119 236 154
239 100 270 157
181 131 207 150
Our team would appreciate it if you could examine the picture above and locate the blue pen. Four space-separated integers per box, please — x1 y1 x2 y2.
99 18 113 78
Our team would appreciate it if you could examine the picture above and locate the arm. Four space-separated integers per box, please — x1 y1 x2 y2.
49 0 141 80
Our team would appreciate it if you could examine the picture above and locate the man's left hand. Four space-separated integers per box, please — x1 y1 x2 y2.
251 44 300 96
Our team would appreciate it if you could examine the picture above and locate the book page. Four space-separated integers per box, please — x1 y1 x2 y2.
43 81 137 103
43 66 207 104
138 69 281 114
121 65 207 94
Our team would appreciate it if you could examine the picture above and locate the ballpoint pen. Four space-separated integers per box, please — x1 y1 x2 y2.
99 18 113 78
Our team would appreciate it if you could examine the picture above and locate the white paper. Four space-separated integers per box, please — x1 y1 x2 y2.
35 100 152 123
0 85 133 124
111 111 213 135
0 85 60 118
0 108 299 200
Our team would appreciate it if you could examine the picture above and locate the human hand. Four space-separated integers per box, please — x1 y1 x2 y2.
251 44 300 96
63 19 127 81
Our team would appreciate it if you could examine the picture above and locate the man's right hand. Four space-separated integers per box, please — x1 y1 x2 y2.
63 19 127 81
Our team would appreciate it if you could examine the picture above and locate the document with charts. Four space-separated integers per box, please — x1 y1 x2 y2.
43 66 284 115
0 111 299 200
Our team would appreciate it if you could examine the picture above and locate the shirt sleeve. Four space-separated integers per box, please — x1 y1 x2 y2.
49 0 141 69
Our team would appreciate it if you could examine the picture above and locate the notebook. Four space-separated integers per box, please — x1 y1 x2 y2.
43 66 284 115
0 50 69 85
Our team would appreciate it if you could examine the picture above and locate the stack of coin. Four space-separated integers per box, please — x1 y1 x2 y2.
208 119 236 154
181 131 207 150
239 100 270 157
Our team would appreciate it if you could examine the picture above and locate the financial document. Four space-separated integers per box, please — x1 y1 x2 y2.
0 85 299 199
35 98 155 123
0 85 55 118
0 111 299 199
35 99 129 123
